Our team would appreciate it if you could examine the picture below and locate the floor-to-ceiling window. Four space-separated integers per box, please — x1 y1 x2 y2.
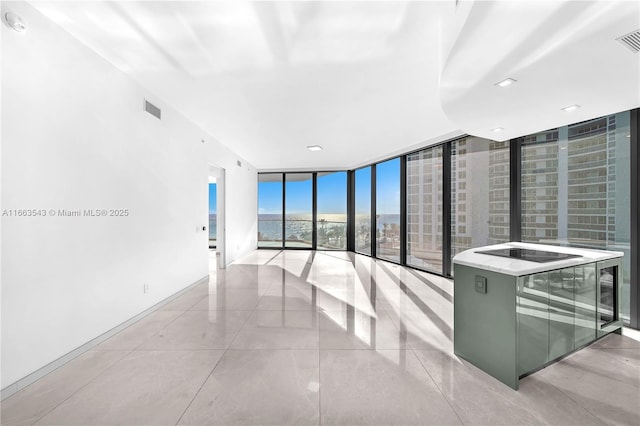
376 158 401 263
355 167 372 255
285 173 313 248
258 173 283 248
450 137 510 274
209 182 217 248
255 109 638 331
520 111 631 323
406 147 444 273
317 172 347 250
258 172 347 250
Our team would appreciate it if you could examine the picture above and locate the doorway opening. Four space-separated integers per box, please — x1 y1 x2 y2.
209 165 225 269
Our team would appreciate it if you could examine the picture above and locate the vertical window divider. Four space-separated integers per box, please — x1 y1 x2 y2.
371 164 377 259
282 173 286 249
312 172 318 250
630 108 639 329
400 155 407 265
347 170 355 252
510 138 522 242
260 111 637 331
443 143 452 277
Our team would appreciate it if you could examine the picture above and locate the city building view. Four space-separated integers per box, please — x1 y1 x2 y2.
520 112 631 320
2 1 638 425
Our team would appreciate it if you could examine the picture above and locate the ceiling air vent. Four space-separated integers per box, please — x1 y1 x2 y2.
617 30 640 53
144 99 161 119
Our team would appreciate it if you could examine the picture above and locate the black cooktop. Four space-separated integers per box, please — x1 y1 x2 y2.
475 248 581 263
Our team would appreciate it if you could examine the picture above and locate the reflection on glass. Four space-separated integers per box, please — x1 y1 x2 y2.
517 273 549 375
520 111 631 323
406 147 443 273
285 173 313 248
548 267 575 360
574 263 597 346
376 158 401 263
451 137 510 275
355 167 372 255
599 266 617 326
258 174 283 248
317 172 347 250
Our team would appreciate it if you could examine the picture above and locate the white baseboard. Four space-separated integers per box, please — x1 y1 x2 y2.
1 275 209 401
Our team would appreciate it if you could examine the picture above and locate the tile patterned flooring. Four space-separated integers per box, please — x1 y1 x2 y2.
2 250 639 425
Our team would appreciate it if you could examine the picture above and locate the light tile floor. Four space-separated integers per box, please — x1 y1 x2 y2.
2 250 639 425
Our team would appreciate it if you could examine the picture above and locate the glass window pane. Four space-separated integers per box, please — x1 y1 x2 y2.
451 137 511 274
376 158 401 263
520 111 631 323
406 147 443 272
285 173 313 248
355 167 372 255
317 172 347 250
209 182 217 248
258 173 283 248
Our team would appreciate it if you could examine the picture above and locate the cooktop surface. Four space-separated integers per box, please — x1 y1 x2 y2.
475 248 582 263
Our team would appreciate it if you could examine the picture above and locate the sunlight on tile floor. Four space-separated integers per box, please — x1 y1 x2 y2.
2 250 639 425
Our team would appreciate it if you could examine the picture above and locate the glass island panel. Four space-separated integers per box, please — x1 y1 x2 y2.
454 242 623 389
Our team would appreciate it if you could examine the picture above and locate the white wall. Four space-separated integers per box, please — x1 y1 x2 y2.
203 143 258 266
1 1 257 389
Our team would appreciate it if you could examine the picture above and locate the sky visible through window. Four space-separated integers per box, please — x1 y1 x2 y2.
258 173 347 214
317 172 346 214
208 183 217 214
376 158 400 215
258 180 282 215
208 183 217 241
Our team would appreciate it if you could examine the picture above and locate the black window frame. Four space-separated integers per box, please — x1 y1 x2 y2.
257 108 640 330
257 170 348 251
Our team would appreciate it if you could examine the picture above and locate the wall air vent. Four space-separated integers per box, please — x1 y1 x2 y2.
144 99 161 119
617 30 640 53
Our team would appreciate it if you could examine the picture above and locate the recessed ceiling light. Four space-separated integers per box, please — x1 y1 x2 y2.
3 11 27 33
307 145 323 151
494 78 517 87
490 127 504 133
561 104 581 112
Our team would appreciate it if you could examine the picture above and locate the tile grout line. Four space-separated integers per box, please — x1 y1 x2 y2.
127 308 194 352
31 284 211 425
172 269 229 425
410 348 467 426
535 380 609 425
532 356 628 425
173 348 227 426
174 296 258 425
28 348 133 426
2 276 210 401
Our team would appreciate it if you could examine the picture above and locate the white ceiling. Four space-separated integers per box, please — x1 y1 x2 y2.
28 1 640 170
440 0 640 142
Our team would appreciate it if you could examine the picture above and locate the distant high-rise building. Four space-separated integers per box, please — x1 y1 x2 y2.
488 140 510 242
521 114 623 249
521 130 560 242
450 138 510 260
406 147 443 270
567 116 610 247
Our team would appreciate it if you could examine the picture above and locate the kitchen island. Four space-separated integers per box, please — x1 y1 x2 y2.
453 242 623 389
